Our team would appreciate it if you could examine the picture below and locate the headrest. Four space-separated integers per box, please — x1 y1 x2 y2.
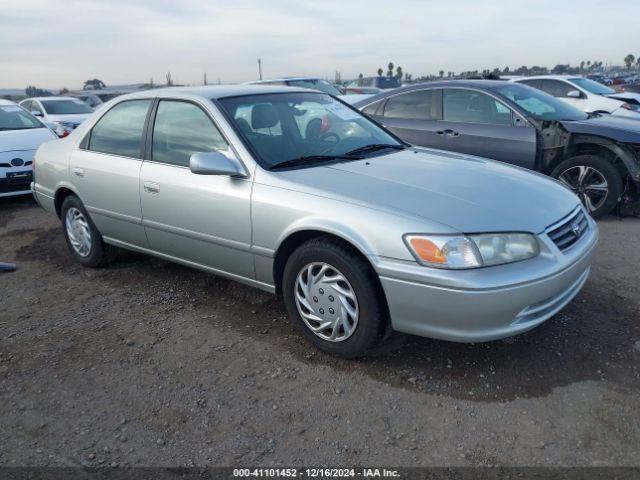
251 104 279 129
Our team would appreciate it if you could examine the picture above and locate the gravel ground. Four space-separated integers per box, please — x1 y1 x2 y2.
1 196 639 467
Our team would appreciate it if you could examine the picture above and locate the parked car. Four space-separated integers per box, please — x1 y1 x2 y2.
345 76 400 93
245 77 370 103
32 86 597 357
512 75 640 120
69 91 124 110
586 74 612 86
0 100 57 198
19 96 93 137
352 80 640 217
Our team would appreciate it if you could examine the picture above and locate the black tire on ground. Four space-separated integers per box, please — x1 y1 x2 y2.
550 155 623 218
60 195 116 267
282 237 388 358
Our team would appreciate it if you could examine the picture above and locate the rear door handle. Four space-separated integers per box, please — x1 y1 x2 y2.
72 167 84 177
143 181 160 194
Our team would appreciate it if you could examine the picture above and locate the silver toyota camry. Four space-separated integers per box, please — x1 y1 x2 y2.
31 86 598 357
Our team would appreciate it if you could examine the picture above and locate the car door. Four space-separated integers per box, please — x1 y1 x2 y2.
139 98 254 278
433 88 536 169
70 98 152 247
369 89 444 148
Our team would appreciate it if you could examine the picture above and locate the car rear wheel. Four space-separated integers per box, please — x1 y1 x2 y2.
61 195 116 267
282 237 387 358
551 155 623 218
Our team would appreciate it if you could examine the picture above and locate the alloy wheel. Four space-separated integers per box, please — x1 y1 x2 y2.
294 262 359 342
558 165 608 213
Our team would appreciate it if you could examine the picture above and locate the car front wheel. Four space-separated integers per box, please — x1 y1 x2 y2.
551 155 623 218
282 237 387 358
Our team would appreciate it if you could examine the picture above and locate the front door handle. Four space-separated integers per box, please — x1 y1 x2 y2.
143 181 160 194
72 167 84 177
436 129 460 137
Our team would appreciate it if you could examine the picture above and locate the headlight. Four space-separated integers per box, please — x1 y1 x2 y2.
404 233 539 269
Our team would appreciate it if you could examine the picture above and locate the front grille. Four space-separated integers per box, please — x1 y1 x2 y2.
547 207 589 251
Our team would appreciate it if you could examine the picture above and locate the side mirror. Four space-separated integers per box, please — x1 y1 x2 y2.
31 110 43 117
566 90 582 99
189 151 246 177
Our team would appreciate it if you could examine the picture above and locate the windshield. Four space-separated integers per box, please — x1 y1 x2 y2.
0 104 43 130
287 79 343 96
492 84 588 122
218 92 402 168
568 77 616 95
41 99 93 114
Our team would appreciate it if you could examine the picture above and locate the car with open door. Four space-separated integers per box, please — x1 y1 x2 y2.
352 81 640 218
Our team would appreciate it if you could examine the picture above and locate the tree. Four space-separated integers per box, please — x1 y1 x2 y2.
25 86 52 97
59 88 69 95
387 62 394 77
439 70 444 78
551 64 569 74
580 61 585 72
502 66 510 74
377 68 383 77
637 57 640 69
83 78 106 90
624 54 635 70
395 65 403 80
166 71 173 86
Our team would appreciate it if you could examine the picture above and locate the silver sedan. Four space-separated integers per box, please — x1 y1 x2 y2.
31 86 598 357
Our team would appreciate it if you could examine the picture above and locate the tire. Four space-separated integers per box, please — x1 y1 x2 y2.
550 155 623 218
282 237 388 358
61 195 116 267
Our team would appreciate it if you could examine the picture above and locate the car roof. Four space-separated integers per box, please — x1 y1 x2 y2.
515 75 581 80
113 85 314 101
246 77 328 83
0 99 17 106
24 96 82 101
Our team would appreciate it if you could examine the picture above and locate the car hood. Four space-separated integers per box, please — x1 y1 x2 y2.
276 148 579 234
46 113 90 124
0 127 57 152
606 92 640 104
560 114 640 142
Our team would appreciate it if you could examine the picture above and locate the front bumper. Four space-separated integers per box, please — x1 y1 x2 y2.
0 170 33 198
375 214 598 342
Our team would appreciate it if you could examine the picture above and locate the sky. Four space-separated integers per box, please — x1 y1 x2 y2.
0 0 638 89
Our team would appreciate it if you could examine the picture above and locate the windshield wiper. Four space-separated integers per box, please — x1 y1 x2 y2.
344 143 406 156
269 154 364 171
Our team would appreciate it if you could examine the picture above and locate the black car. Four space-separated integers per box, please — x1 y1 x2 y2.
352 80 640 217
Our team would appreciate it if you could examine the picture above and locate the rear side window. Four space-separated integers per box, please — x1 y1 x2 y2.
541 80 575 98
383 90 437 120
88 100 151 158
152 100 229 167
442 89 512 126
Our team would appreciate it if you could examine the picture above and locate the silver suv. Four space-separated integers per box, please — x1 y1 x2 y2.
32 86 598 357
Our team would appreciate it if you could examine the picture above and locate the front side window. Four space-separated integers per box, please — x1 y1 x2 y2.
152 100 229 167
0 104 43 130
492 84 588 121
88 99 151 158
568 78 615 95
218 92 401 168
41 99 93 114
540 80 576 98
383 90 437 120
442 89 512 126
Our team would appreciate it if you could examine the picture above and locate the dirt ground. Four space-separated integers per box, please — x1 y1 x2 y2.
1 196 639 468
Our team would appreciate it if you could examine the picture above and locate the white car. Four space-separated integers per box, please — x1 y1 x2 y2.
513 75 640 119
0 100 57 198
19 96 93 138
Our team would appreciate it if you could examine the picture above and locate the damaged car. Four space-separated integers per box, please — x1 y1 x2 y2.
353 81 640 217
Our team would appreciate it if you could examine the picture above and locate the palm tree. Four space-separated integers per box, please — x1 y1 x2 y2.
377 68 383 77
387 62 394 77
580 61 585 72
439 70 444 78
395 66 403 80
624 54 635 70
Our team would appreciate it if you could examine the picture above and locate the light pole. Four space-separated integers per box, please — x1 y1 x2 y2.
257 58 262 80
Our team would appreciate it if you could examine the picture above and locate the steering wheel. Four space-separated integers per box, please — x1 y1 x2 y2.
319 132 340 144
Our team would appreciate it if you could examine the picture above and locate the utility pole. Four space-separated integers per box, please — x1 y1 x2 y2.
257 58 262 80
